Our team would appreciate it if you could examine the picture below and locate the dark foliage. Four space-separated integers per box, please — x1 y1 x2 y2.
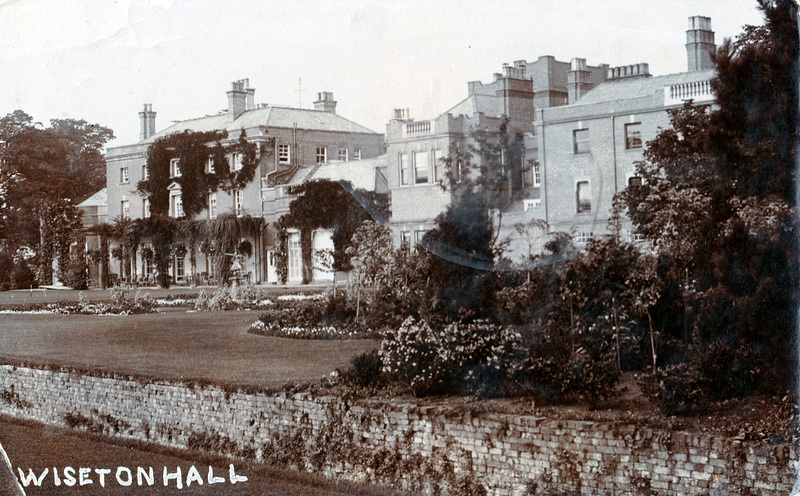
137 130 263 218
276 179 390 283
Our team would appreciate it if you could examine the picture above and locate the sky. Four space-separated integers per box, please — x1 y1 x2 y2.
0 0 766 148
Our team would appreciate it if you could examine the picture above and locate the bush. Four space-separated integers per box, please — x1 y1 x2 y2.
63 254 89 290
639 363 706 416
343 349 384 389
10 258 37 289
379 317 528 397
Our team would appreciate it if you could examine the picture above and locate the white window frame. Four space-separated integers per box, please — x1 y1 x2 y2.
170 158 181 178
278 144 291 164
287 231 302 281
121 200 130 219
625 122 643 149
337 148 349 162
229 152 243 171
353 149 361 160
414 151 429 184
170 192 184 218
433 149 443 183
234 189 244 217
532 161 542 187
315 146 327 164
574 231 593 244
120 167 129 184
142 165 149 180
208 192 217 219
206 157 215 174
399 153 410 186
576 180 591 213
143 199 150 218
573 128 590 155
400 231 411 251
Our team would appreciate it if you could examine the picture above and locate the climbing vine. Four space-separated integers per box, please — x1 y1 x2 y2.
274 179 390 284
137 130 269 219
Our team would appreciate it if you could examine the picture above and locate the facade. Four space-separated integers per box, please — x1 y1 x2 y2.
103 80 384 285
386 16 716 263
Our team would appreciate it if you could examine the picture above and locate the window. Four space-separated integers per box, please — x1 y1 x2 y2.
414 230 428 247
143 257 153 278
532 161 542 187
400 231 411 250
120 167 129 183
433 149 443 183
170 158 181 178
337 148 349 162
625 122 642 149
399 153 410 185
234 190 244 217
176 256 185 279
208 192 217 219
171 194 184 218
573 128 590 154
121 200 130 219
574 231 593 244
142 165 149 180
229 153 243 171
353 149 361 160
628 176 643 187
576 181 591 213
206 157 215 174
278 144 291 164
315 146 327 164
288 232 302 281
143 199 150 218
414 151 429 184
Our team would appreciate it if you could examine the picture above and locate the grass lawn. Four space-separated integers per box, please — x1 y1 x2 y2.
0 415 403 496
0 310 378 388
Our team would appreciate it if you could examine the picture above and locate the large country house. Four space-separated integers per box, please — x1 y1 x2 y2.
82 15 717 285
386 16 716 262
98 79 384 285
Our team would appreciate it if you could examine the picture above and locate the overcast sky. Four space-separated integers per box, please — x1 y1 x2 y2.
0 0 765 148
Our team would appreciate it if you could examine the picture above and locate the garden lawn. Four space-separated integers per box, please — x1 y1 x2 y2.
0 310 378 388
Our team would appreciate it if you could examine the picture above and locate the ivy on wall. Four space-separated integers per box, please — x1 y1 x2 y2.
274 179 390 284
137 130 271 219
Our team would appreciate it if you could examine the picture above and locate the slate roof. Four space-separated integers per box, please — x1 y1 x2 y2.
307 155 388 192
445 94 503 118
77 188 107 208
573 69 716 106
144 106 378 144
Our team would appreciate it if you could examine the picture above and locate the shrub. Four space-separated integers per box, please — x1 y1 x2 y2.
343 349 384 389
63 254 89 290
10 258 37 289
639 363 706 416
379 317 527 397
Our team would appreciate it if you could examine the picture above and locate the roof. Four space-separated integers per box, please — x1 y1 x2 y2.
305 155 387 192
445 94 503 118
77 188 107 208
573 69 716 106
144 106 378 144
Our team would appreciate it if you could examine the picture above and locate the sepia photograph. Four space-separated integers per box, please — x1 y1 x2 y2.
0 0 797 494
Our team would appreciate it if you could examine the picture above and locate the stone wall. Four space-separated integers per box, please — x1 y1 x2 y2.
0 364 796 495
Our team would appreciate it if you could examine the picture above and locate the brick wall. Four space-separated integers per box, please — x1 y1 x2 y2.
0 364 795 495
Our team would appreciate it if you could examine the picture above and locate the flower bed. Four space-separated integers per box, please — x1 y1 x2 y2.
0 289 156 316
248 320 380 340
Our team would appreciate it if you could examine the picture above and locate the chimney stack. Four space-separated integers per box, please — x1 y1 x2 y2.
686 16 715 72
567 58 592 104
227 79 249 119
138 104 156 141
313 92 337 113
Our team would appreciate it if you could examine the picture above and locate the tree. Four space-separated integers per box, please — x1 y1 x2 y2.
0 111 114 284
621 0 799 397
422 120 528 320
